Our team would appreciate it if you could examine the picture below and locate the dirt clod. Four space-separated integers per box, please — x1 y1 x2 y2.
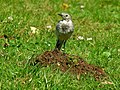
32 50 107 81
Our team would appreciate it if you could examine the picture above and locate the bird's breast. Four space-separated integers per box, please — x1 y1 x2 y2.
56 20 73 34
56 20 74 40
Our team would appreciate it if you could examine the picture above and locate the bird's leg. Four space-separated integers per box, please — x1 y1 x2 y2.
62 40 67 54
55 39 64 51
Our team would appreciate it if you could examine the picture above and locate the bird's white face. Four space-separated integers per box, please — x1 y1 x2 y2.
58 13 71 20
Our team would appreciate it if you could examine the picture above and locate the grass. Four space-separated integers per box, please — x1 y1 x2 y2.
0 0 120 89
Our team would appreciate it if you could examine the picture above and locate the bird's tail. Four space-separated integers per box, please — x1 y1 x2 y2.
55 39 64 50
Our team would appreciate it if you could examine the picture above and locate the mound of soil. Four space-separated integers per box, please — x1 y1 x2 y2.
32 50 107 81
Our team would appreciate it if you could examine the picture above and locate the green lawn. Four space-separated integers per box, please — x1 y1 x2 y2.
0 0 120 89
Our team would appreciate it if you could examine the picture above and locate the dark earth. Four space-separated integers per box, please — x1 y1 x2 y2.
31 50 107 81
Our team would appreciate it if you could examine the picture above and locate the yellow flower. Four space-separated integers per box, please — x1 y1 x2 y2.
62 3 69 10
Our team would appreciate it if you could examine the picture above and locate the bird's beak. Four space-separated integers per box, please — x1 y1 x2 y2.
58 13 62 16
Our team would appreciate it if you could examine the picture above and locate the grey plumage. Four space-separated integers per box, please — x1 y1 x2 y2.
55 13 74 51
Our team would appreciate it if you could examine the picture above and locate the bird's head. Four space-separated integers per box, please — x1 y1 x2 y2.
58 13 71 20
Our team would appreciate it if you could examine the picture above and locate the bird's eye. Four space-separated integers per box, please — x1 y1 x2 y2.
66 15 68 17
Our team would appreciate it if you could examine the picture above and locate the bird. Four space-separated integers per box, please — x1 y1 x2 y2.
55 12 74 52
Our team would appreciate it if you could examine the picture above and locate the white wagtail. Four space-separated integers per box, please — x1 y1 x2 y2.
55 13 74 51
